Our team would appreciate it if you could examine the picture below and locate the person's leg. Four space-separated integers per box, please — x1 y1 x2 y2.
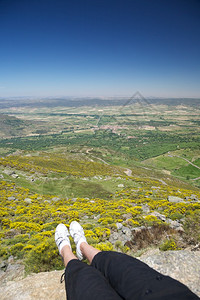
55 224 123 300
91 251 200 300
69 223 199 300
61 245 78 267
80 241 100 263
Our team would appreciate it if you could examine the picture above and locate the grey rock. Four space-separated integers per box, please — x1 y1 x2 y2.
139 250 200 297
150 211 166 222
177 226 184 232
8 196 16 201
167 220 180 227
8 256 14 264
0 261 8 271
166 219 183 231
3 169 15 176
44 200 51 204
116 222 123 230
157 207 163 211
142 204 150 214
0 269 66 299
132 227 143 234
109 226 132 245
71 198 77 202
112 232 120 241
94 214 100 220
82 215 89 219
0 252 199 299
185 195 199 202
121 226 132 238
11 173 19 178
24 198 32 204
109 233 122 244
168 196 184 203
118 184 124 188
190 194 198 201
52 197 60 202
0 263 24 285
122 213 132 219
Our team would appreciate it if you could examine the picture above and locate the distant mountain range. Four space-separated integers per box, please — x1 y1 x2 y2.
0 97 199 109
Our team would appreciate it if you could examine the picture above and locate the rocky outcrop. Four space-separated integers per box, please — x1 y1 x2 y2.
168 196 184 203
0 270 66 300
109 225 132 245
0 250 199 299
139 249 200 297
0 261 24 284
168 195 199 203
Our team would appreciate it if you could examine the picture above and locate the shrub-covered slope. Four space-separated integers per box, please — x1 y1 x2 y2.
0 175 199 273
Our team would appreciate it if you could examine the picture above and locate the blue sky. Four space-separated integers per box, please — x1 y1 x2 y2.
0 0 200 98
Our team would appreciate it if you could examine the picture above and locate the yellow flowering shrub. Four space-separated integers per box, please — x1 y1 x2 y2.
95 242 113 251
10 243 24 258
98 217 114 225
23 244 35 252
10 222 41 233
159 238 180 251
1 218 11 228
143 215 162 226
115 241 130 253
25 237 63 273
126 219 140 227
0 246 9 259
95 227 111 239
0 176 200 272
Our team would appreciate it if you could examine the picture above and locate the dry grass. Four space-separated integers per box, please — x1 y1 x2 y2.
126 225 181 250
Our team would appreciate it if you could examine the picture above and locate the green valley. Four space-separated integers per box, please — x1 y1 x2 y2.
0 97 199 273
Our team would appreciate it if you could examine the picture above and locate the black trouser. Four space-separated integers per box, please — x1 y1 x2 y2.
65 251 199 300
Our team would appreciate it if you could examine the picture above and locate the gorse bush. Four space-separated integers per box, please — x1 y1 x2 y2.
25 237 63 273
115 241 129 253
0 153 121 177
183 210 200 245
0 178 200 273
159 238 180 251
0 245 9 259
95 242 113 251
10 243 24 258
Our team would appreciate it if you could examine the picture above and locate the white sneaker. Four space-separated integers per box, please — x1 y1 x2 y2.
69 221 87 260
55 223 71 255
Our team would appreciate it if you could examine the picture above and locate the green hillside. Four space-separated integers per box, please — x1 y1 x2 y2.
0 149 200 273
0 99 199 273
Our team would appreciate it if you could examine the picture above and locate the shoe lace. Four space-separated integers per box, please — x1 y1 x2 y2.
60 271 65 283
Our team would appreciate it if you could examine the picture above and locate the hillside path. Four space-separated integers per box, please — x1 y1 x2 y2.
85 148 132 175
169 154 200 170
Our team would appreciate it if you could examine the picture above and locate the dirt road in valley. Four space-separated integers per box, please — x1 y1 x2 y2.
169 154 200 170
